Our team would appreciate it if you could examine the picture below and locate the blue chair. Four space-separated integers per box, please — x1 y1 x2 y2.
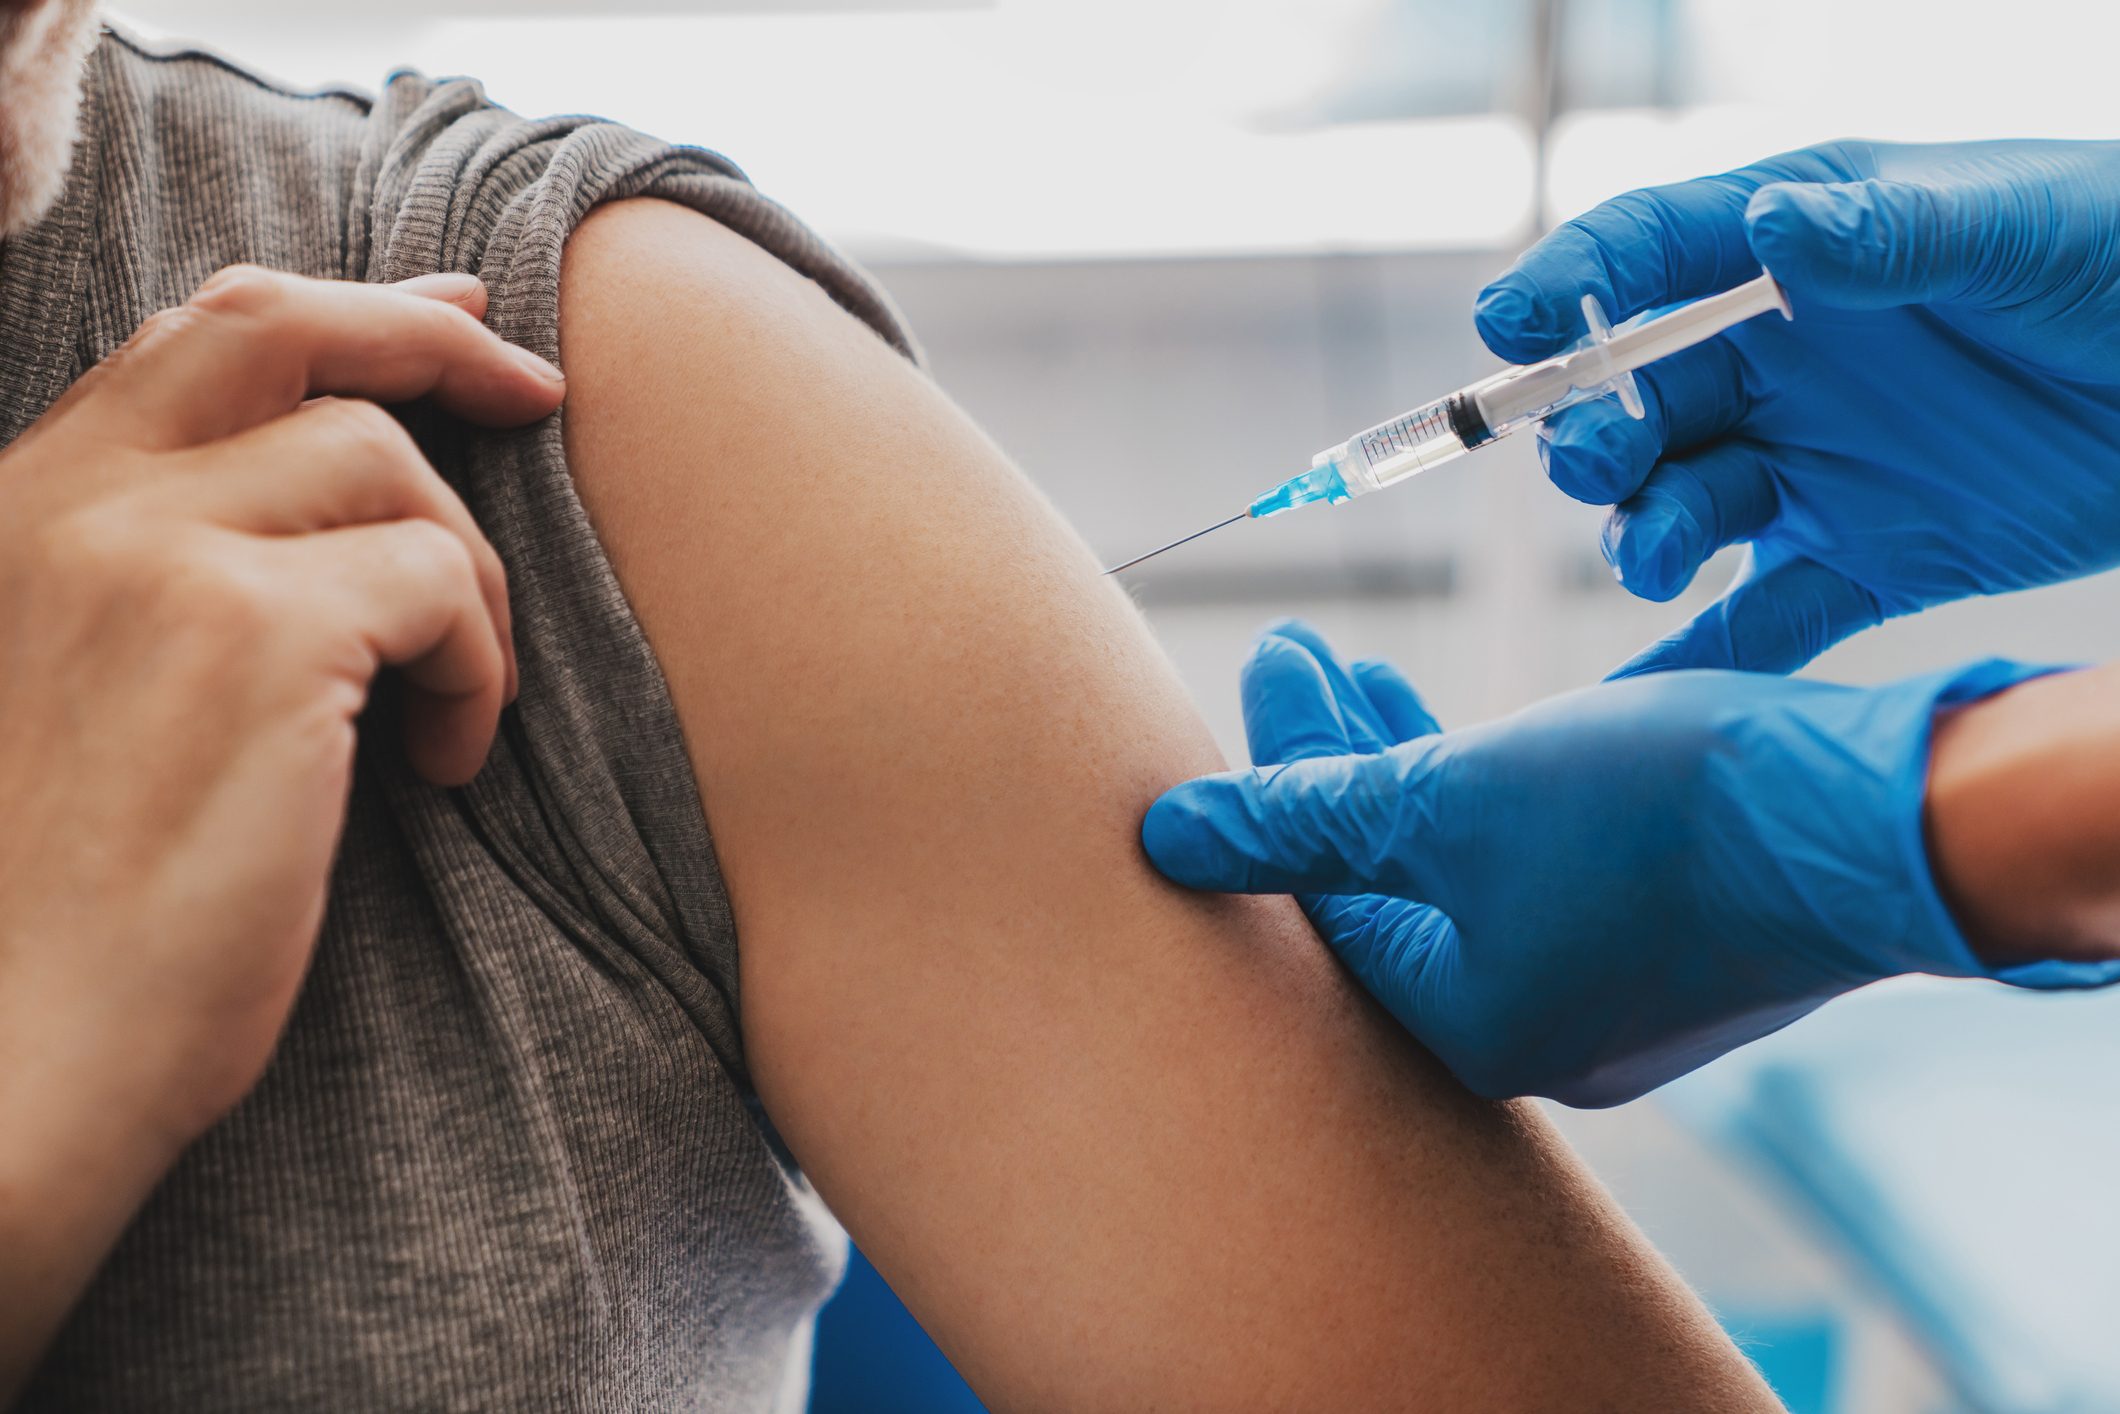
1666 982 2120 1414
809 1244 986 1413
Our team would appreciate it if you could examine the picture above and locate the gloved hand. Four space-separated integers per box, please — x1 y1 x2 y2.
1143 623 2120 1106
1474 139 2120 677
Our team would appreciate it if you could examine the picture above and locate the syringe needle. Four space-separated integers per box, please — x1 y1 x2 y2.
1102 512 1248 576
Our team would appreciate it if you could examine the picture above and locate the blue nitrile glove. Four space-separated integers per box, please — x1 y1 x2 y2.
1143 623 2120 1106
1474 140 2120 677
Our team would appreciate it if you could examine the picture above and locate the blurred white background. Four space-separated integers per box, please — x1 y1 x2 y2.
103 3 2120 1409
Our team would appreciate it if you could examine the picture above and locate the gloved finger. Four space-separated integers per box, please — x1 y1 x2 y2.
1474 175 1765 362
1606 552 1887 677
1252 619 1397 751
1301 894 1461 1043
1240 633 1369 766
1746 177 2026 312
1142 746 1452 906
1536 334 1753 506
1476 143 1871 360
1601 440 1781 603
1351 659 1440 743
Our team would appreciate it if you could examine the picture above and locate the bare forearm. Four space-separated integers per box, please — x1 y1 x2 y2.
0 1008 186 1402
1927 663 2120 966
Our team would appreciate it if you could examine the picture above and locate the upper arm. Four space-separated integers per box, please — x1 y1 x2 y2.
558 197 1773 1410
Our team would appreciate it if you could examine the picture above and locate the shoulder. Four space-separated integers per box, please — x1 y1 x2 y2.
551 196 925 648
560 198 912 383
550 194 918 395
359 97 915 378
89 27 913 355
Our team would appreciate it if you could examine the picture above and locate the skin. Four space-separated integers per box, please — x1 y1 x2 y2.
0 269 565 1401
1928 665 2120 967
0 0 98 237
557 197 1780 1410
0 24 2095 1401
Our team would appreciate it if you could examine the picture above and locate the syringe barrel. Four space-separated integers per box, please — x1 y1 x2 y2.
1326 390 1484 497
1258 270 1789 523
1468 358 1613 441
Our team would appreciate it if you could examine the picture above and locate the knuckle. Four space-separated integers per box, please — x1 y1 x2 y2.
163 549 275 631
37 512 270 643
30 503 136 583
133 304 190 338
414 300 498 363
318 398 417 464
116 303 207 359
384 286 472 344
422 298 484 339
395 517 477 585
188 263 289 317
477 537 510 596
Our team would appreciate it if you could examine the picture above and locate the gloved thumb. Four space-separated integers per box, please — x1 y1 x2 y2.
1609 553 1886 678
1745 177 2013 311
1142 748 1449 903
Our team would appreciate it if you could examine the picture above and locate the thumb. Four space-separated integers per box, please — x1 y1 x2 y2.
1746 177 2015 310
1609 553 1885 678
1142 748 1449 902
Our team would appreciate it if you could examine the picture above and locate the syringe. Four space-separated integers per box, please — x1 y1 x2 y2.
1104 270 1791 575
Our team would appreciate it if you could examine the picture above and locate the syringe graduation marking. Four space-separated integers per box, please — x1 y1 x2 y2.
1358 400 1454 464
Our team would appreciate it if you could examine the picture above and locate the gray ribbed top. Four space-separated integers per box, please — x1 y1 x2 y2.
7 28 914 1411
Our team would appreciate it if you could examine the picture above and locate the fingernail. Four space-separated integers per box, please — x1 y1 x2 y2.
396 271 484 304
511 344 565 383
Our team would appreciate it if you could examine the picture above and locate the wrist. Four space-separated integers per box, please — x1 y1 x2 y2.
0 997 197 1394
0 984 203 1193
1924 665 2120 968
